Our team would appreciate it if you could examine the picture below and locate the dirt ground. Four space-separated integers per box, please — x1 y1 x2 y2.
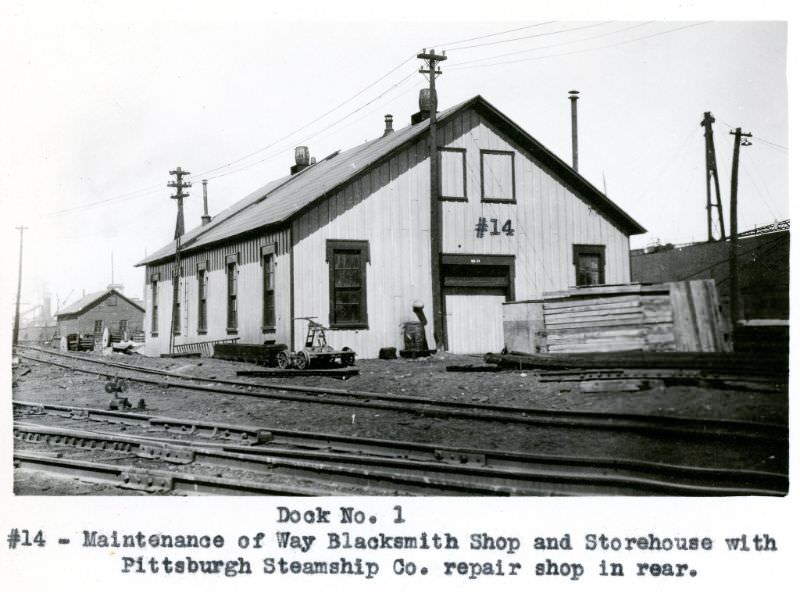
16 349 787 420
11 350 788 494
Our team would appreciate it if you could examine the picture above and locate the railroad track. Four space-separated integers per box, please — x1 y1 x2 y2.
14 346 788 442
13 401 787 496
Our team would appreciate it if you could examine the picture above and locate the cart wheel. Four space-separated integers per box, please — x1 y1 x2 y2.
295 351 310 370
104 382 114 393
277 350 291 369
341 347 355 366
118 379 128 393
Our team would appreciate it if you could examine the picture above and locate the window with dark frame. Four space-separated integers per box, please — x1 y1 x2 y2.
326 240 369 329
262 253 275 330
119 320 128 335
438 147 467 200
573 244 606 286
150 279 159 335
172 276 181 335
226 261 238 331
197 269 207 334
93 320 103 335
480 149 515 202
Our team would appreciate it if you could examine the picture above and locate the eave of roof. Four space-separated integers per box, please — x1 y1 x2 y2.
138 95 644 267
55 289 145 318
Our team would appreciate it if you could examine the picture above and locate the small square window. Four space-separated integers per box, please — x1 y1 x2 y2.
573 244 606 286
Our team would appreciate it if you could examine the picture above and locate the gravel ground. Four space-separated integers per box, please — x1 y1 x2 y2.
11 350 789 494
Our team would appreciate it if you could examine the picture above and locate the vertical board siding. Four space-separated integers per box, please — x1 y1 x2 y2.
144 228 291 355
446 294 505 354
292 136 433 357
436 110 630 302
142 105 636 358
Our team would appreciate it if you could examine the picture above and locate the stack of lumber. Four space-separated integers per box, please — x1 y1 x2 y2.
542 285 673 353
213 343 287 366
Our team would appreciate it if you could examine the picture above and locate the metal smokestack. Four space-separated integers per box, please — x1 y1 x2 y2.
568 90 580 172
201 179 211 226
383 114 394 136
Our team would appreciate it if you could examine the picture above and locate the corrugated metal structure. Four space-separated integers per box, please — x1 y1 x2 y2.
138 95 644 357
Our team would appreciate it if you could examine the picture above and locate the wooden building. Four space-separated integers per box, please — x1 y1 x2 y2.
55 287 145 341
138 95 644 357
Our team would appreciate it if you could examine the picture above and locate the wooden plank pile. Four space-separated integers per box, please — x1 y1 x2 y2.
513 280 732 355
542 285 674 354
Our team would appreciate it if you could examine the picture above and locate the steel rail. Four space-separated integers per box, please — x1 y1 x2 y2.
13 450 328 496
14 402 788 496
15 348 788 441
15 422 785 497
13 400 786 480
14 422 567 496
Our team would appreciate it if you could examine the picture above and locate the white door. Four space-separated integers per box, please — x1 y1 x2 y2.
445 293 506 354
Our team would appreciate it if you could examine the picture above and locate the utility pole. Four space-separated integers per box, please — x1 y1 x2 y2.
728 127 752 336
12 226 28 347
167 167 191 353
168 166 192 239
418 48 447 351
700 112 725 241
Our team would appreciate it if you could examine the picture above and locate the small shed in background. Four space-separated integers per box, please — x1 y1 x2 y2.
55 286 145 346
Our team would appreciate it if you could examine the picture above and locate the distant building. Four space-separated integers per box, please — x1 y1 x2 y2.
138 94 644 357
55 286 145 341
17 294 57 344
631 223 789 322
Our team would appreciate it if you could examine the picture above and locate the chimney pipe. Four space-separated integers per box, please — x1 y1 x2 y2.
291 146 311 174
569 90 580 172
383 114 394 136
568 90 579 171
201 179 211 226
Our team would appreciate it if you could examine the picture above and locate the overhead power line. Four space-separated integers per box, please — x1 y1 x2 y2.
751 136 788 152
191 54 418 179
451 22 712 70
716 116 787 153
451 21 654 69
446 21 613 51
202 72 418 182
40 58 420 217
428 21 557 49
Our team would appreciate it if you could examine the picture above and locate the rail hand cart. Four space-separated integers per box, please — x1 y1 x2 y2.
277 317 356 369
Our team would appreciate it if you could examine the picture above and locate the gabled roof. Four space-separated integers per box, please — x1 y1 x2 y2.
55 289 145 318
139 95 645 266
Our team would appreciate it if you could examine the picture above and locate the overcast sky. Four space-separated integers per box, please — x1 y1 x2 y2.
0 2 790 316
